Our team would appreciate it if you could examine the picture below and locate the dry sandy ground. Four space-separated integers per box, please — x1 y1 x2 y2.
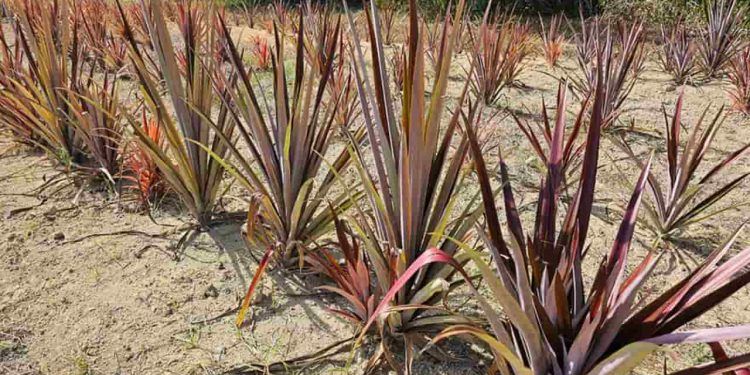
1 25 750 374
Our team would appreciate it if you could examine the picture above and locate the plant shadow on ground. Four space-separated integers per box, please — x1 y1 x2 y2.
202 222 339 333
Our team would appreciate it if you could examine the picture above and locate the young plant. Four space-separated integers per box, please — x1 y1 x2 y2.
428 68 750 374
116 0 234 226
252 36 271 71
659 20 697 85
306 212 376 325
620 92 750 242
699 0 743 78
469 12 532 105
539 13 565 68
123 111 166 208
728 45 750 115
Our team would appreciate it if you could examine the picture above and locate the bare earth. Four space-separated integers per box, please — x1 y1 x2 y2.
1 30 749 374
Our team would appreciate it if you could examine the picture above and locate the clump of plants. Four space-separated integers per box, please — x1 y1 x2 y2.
572 18 645 129
469 11 532 105
0 0 124 181
659 20 697 85
698 0 743 79
116 0 234 226
425 68 750 374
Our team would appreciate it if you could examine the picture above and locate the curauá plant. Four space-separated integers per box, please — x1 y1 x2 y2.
116 0 234 226
618 92 750 244
512 82 587 188
469 10 532 105
426 60 750 374
379 0 398 45
66 72 123 182
539 13 565 68
210 14 369 325
339 0 486 368
122 111 167 209
252 36 271 71
390 44 406 92
78 0 111 67
0 17 35 146
327 37 360 129
0 0 90 169
572 18 645 130
699 0 743 79
299 0 338 75
422 14 442 70
305 210 376 325
659 20 697 85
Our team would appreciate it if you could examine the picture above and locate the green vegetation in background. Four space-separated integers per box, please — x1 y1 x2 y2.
218 0 748 24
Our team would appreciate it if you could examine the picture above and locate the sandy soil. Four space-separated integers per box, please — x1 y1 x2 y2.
1 20 750 375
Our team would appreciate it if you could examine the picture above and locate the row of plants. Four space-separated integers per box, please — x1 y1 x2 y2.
0 0 750 373
376 0 750 117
